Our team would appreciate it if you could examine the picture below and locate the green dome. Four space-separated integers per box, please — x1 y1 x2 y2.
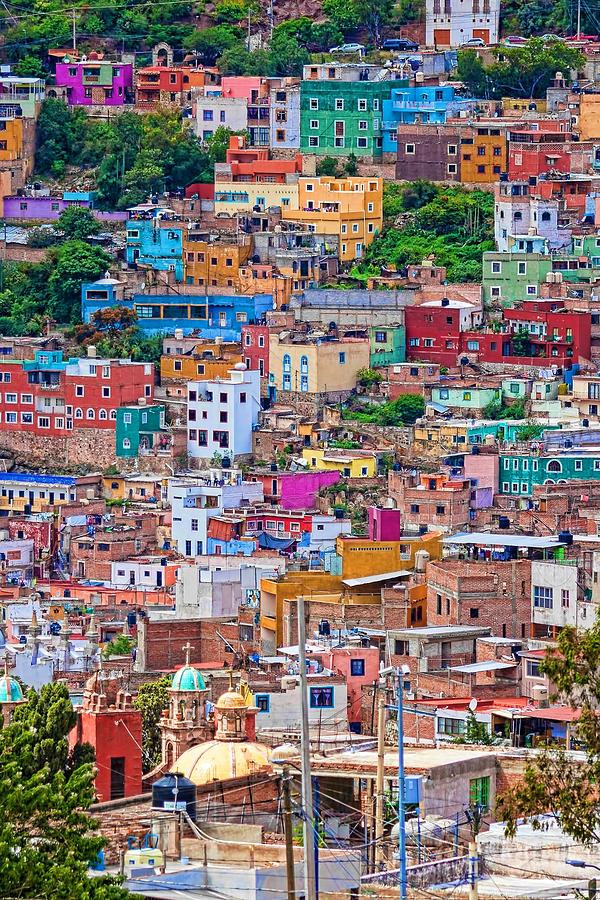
0 674 23 702
172 665 206 692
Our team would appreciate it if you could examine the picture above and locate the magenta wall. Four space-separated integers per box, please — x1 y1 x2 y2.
279 470 341 510
368 507 402 541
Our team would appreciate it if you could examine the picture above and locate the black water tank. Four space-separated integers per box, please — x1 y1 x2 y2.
419 524 428 535
498 516 510 529
221 457 231 469
393 462 402 471
270 463 278 472
558 530 574 546
583 418 590 427
471 445 480 455
334 507 345 519
152 773 197 821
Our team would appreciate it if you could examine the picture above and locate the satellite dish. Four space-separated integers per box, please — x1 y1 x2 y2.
468 698 478 713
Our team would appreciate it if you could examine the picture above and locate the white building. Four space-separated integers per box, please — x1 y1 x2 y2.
187 364 261 463
0 538 34 584
168 471 263 557
531 560 595 632
110 557 175 590
425 0 500 48
195 94 247 141
495 188 568 254
173 559 282 619
254 674 348 736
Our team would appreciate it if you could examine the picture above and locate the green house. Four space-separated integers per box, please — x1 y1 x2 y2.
116 404 166 458
499 451 600 496
483 252 553 307
432 385 500 411
300 65 406 159
369 324 405 368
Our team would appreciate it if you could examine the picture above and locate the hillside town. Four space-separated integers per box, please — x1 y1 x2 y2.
4 4 600 899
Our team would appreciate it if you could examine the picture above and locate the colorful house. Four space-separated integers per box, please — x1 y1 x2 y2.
498 451 600 496
115 404 168 458
281 176 383 262
300 64 406 159
369 324 406 367
301 449 377 478
54 59 133 106
125 217 184 281
269 331 370 395
382 84 480 153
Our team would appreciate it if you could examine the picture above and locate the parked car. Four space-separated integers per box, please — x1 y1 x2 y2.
329 43 365 54
502 35 527 45
460 37 486 47
541 32 566 41
382 38 419 51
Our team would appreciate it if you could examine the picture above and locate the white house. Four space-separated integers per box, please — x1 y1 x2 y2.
168 471 263 557
187 364 261 463
195 94 247 141
254 673 348 737
425 0 499 47
531 560 588 632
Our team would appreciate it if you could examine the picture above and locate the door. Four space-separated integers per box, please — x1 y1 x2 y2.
156 570 163 587
473 28 489 41
110 757 126 800
441 641 451 668
434 29 451 46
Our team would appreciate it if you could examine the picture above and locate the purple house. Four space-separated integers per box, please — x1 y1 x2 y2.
3 191 127 222
53 59 133 106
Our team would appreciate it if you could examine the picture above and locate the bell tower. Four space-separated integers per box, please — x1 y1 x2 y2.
160 642 212 769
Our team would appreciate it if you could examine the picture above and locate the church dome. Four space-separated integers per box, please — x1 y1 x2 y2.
216 689 247 709
0 671 23 703
172 665 206 692
173 739 272 785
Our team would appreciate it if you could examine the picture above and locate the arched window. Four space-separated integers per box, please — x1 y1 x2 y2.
283 353 291 373
513 211 522 221
86 408 95 419
75 408 83 419
99 409 107 420
546 460 562 473
541 211 551 222
300 354 308 374
110 410 117 420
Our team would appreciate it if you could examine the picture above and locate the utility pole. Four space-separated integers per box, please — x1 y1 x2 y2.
282 765 296 900
397 668 408 900
297 595 317 900
467 803 483 900
577 0 582 40
71 8 76 52
374 695 386 869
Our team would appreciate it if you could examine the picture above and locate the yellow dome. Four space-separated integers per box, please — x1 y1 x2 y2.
174 740 273 785
216 689 248 709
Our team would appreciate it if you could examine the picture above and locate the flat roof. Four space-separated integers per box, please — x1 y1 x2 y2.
342 570 411 587
449 660 518 674
390 625 491 639
443 532 564 549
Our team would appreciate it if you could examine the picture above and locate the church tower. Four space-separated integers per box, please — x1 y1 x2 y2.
160 642 211 769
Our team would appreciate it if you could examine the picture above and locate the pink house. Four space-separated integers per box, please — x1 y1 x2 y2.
249 470 341 509
53 58 133 106
368 507 402 541
220 76 265 101
312 645 380 730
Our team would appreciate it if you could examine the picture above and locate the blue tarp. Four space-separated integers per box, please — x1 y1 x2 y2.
258 532 296 551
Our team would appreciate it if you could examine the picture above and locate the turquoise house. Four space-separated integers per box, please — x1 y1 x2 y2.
125 219 184 281
499 451 600 496
432 385 500 412
369 325 405 368
116 404 166 458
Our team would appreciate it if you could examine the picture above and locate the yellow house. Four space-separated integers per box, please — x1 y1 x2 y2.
214 180 300 216
335 531 442 580
182 233 252 288
577 93 600 141
160 341 243 382
413 420 472 454
270 332 370 394
282 176 383 262
103 474 165 502
302 448 377 478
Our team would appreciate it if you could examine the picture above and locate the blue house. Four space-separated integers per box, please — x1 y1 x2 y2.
382 85 480 153
125 218 184 282
81 279 274 338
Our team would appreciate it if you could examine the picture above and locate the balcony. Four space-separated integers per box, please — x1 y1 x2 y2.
39 382 62 391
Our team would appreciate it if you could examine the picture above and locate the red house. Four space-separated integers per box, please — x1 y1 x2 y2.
0 349 154 438
242 323 269 378
508 125 574 181
405 299 483 366
218 135 302 184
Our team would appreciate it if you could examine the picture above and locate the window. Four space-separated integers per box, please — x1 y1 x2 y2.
309 98 318 110
86 408 95 419
470 607 479 618
102 386 110 398
526 659 541 678
533 585 553 609
339 352 346 364
310 119 319 129
309 136 319 147
37 416 50 428
358 98 367 111
448 144 457 155
310 687 334 708
405 143 415 154
438 717 465 736
4 393 16 403
75 385 84 397
21 412 33 424
469 776 490 810
357 137 368 148
255 694 270 712
5 412 17 424
561 589 570 608
358 120 368 131
335 98 344 110
350 658 365 677
20 393 32 404
492 261 501 274
447 163 457 174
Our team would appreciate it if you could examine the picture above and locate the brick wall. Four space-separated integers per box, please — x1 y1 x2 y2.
136 617 260 672
0 427 117 468
426 559 531 639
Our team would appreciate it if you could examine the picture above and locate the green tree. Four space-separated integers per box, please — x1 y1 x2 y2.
322 0 361 33
133 675 171 772
344 153 358 176
498 619 600 843
317 156 341 177
0 681 129 898
456 711 496 745
214 0 256 22
184 24 244 64
360 0 394 46
35 99 88 174
357 367 383 387
57 206 101 241
103 633 135 658
13 54 47 78
49 241 112 324
512 328 531 356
